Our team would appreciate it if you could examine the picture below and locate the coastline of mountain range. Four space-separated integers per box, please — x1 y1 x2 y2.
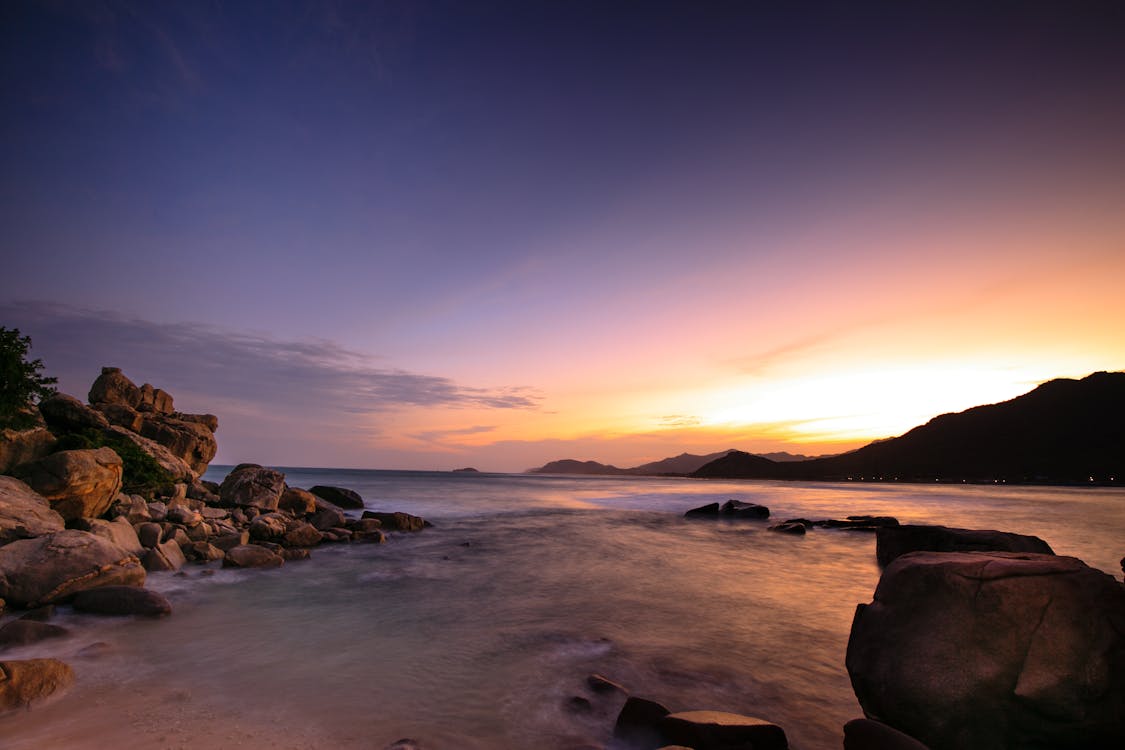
529 372 1125 484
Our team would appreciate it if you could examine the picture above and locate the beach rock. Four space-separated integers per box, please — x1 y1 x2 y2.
816 516 900 531
175 412 218 431
0 423 56 474
282 522 323 548
720 499 770 519
659 711 788 750
105 426 196 482
249 512 290 541
38 393 109 432
222 544 284 569
136 414 216 475
768 521 806 535
614 696 671 747
587 673 626 695
875 525 1054 567
136 522 162 549
136 383 174 414
684 502 720 518
199 506 228 521
309 504 347 531
74 516 145 558
211 531 249 552
14 447 123 521
843 718 931 750
846 551 1125 750
88 367 141 409
0 475 65 545
279 487 319 516
189 541 224 562
99 403 143 431
361 511 427 532
279 547 311 561
122 494 151 524
166 505 202 527
220 464 285 511
309 485 365 509
0 529 144 608
353 528 386 544
72 585 172 616
0 619 70 648
0 658 75 711
143 539 186 572
20 605 56 621
146 500 167 522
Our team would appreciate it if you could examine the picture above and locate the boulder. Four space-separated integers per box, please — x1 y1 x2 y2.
0 475 65 545
0 659 75 712
189 541 224 562
222 544 284 569
684 502 720 518
175 412 218 431
135 522 163 549
211 531 249 552
361 511 427 532
279 487 319 516
0 529 145 608
143 539 186 572
309 503 347 531
768 521 806 535
0 406 56 473
122 494 152 524
220 464 285 511
136 415 216 475
720 499 770 519
74 516 145 558
249 512 290 541
614 696 671 747
587 673 626 695
88 367 141 409
98 403 143 431
308 485 365 509
843 718 931 750
105 426 196 482
846 551 1125 750
659 711 788 750
282 522 323 548
38 393 110 432
15 447 124 521
875 525 1054 567
0 619 70 648
280 547 311 561
136 383 174 414
72 585 172 616
166 505 202 527
816 516 900 531
146 500 168 521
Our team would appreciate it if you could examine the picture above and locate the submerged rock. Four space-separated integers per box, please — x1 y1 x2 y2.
613 696 671 747
72 585 172 616
587 673 626 695
846 551 1125 750
362 511 428 532
660 711 788 750
720 499 770 519
0 620 70 648
768 521 806 535
684 502 720 518
0 659 75 712
875 524 1054 567
0 530 144 608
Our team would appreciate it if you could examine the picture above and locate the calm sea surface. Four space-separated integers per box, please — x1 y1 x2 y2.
3 470 1122 749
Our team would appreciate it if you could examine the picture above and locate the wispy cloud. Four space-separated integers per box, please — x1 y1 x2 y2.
657 414 701 428
0 301 540 414
408 424 498 447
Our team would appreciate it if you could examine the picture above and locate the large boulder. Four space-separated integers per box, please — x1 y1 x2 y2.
37 393 109 432
361 511 427 532
74 516 145 558
222 544 284 569
220 464 285 511
0 659 75 712
15 447 123 521
659 711 788 750
88 367 142 409
720 499 770 519
0 529 145 608
0 424 56 474
136 414 217 475
72 585 171 616
843 718 931 750
136 383 174 414
308 485 365 509
846 551 1125 750
0 476 65 545
0 620 71 648
279 487 319 516
142 539 186 572
104 426 196 482
875 525 1055 567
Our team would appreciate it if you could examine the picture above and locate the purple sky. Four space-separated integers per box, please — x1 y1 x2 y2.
4 1 1124 471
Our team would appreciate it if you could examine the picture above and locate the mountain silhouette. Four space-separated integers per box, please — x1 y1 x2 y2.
692 372 1125 483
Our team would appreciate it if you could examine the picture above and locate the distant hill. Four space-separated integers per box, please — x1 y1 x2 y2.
692 372 1125 483
528 448 835 476
626 450 737 475
530 459 629 475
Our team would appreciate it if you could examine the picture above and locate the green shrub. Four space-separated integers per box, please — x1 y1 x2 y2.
0 327 57 427
52 427 176 498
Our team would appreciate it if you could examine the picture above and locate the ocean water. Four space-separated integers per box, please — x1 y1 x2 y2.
2 470 1122 749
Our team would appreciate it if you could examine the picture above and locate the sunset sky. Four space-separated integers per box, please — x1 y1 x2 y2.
3 1 1124 472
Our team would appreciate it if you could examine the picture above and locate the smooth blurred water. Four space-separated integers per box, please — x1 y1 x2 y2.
2 471 1122 749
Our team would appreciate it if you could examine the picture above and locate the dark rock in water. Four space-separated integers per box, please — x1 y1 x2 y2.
768 521 806 535
816 516 899 531
210 531 249 552
659 711 788 750
0 620 70 648
361 511 427 532
684 502 720 518
452 467 479 473
843 718 931 749
383 741 423 750
309 504 347 531
846 551 1125 750
72 585 171 617
282 522 323 548
565 695 593 713
587 673 626 695
278 488 319 516
222 544 284 568
19 605 56 622
0 658 75 711
613 696 671 746
875 524 1054 567
720 499 770 519
279 547 311 561
308 485 365 509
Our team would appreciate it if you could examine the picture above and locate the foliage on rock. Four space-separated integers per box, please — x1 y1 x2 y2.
0 327 57 429
52 428 175 498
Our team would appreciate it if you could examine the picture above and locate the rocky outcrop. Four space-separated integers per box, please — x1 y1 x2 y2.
0 424 55 474
14 447 123 521
136 414 216 475
0 529 145 608
220 464 285 510
0 476 65 545
361 511 428 532
309 485 365 509
874 525 1054 567
72 585 172 616
89 367 142 409
105 427 196 482
0 659 75 712
37 393 109 432
846 551 1125 750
